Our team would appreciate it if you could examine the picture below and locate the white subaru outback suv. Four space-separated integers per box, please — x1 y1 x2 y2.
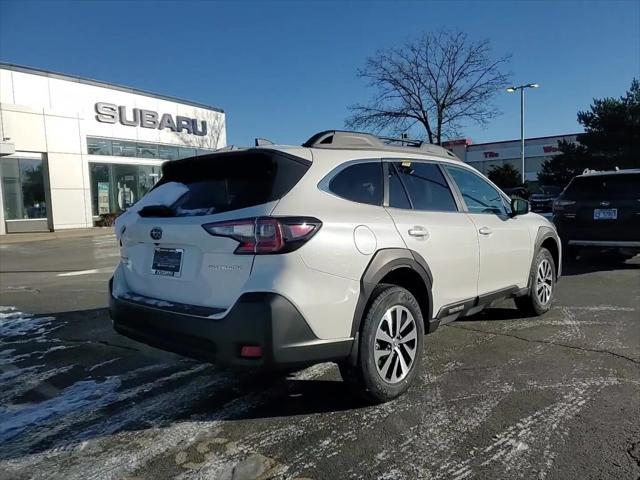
110 130 561 402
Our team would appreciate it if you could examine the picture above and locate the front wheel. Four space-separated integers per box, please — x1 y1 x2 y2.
515 248 556 316
339 285 424 403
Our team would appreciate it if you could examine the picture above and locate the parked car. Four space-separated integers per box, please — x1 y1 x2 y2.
529 185 562 214
109 130 561 403
503 186 530 199
553 169 640 260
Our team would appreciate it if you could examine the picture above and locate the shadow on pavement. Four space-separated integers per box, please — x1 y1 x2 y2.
0 306 362 462
463 306 533 322
561 252 639 276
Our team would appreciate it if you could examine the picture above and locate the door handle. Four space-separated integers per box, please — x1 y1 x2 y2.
478 226 493 236
408 226 429 238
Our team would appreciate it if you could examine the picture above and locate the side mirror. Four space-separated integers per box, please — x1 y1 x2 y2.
511 198 529 217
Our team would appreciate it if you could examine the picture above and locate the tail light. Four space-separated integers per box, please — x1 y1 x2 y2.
202 217 321 254
553 199 576 213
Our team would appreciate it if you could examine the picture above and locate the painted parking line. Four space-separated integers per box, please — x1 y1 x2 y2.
57 267 113 277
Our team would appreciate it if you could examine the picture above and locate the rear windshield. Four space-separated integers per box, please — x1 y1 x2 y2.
152 150 310 216
563 173 639 200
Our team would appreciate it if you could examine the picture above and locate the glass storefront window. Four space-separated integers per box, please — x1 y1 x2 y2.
157 144 179 160
87 137 113 156
113 164 139 211
138 165 162 198
90 163 162 216
178 147 197 159
1 157 48 220
137 143 158 158
111 140 137 157
90 164 111 216
86 137 214 160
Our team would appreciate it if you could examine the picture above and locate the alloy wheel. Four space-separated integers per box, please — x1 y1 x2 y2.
374 305 418 384
536 258 553 305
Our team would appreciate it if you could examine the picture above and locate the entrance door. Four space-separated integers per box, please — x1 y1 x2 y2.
443 165 532 294
384 160 480 315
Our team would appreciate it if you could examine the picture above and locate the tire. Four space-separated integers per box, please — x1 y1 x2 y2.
515 248 556 316
339 284 424 403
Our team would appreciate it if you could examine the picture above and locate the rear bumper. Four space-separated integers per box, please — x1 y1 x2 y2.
109 280 352 369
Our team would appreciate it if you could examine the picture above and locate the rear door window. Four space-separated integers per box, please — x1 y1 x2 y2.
328 162 383 206
155 150 310 216
391 161 458 212
387 162 411 209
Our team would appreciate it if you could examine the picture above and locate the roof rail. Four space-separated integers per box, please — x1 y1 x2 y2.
255 137 274 146
302 130 458 159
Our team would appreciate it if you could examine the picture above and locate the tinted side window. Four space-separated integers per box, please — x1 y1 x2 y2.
392 161 457 212
388 163 411 209
328 162 383 206
445 166 507 215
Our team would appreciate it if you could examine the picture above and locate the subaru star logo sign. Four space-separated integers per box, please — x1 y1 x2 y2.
150 227 163 241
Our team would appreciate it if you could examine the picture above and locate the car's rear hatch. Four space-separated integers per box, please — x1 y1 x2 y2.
119 149 310 310
558 173 640 241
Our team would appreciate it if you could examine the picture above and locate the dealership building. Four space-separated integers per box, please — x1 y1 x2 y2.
443 133 579 184
0 63 226 234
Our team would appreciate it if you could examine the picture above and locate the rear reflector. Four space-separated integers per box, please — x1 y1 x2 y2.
240 345 263 358
202 216 321 254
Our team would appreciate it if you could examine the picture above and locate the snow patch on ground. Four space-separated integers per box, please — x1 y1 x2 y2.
0 307 59 340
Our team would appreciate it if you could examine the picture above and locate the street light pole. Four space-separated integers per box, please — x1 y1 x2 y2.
520 87 525 184
507 83 539 184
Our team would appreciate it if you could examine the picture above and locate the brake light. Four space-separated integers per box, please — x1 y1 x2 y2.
202 217 321 254
553 199 576 212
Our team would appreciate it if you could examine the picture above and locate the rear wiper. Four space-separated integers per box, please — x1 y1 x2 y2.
138 205 176 217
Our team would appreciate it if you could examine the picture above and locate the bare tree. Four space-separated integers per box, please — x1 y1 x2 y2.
346 31 511 145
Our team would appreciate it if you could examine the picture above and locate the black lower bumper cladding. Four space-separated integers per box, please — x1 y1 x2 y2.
109 284 352 369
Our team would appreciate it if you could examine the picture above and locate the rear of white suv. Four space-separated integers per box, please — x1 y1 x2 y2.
111 147 358 369
110 131 561 403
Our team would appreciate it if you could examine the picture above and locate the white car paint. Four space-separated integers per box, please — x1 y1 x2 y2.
112 140 555 343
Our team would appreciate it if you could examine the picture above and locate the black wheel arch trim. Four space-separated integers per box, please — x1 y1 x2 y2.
350 248 434 339
532 226 562 281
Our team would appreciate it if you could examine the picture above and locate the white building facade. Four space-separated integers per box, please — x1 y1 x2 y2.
0 63 226 234
444 133 579 184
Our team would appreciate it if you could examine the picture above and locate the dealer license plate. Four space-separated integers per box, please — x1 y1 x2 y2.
152 248 183 277
593 208 617 220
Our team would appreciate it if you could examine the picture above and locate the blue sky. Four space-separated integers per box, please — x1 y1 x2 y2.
1 0 638 146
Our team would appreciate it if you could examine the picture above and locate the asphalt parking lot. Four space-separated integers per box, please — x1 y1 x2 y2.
0 234 638 480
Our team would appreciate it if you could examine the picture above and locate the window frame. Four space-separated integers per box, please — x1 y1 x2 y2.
382 159 463 213
442 164 510 217
318 158 385 207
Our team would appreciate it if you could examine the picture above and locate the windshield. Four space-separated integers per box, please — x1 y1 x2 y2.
539 186 562 195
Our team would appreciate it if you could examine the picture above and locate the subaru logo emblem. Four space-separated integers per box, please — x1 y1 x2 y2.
150 227 163 241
